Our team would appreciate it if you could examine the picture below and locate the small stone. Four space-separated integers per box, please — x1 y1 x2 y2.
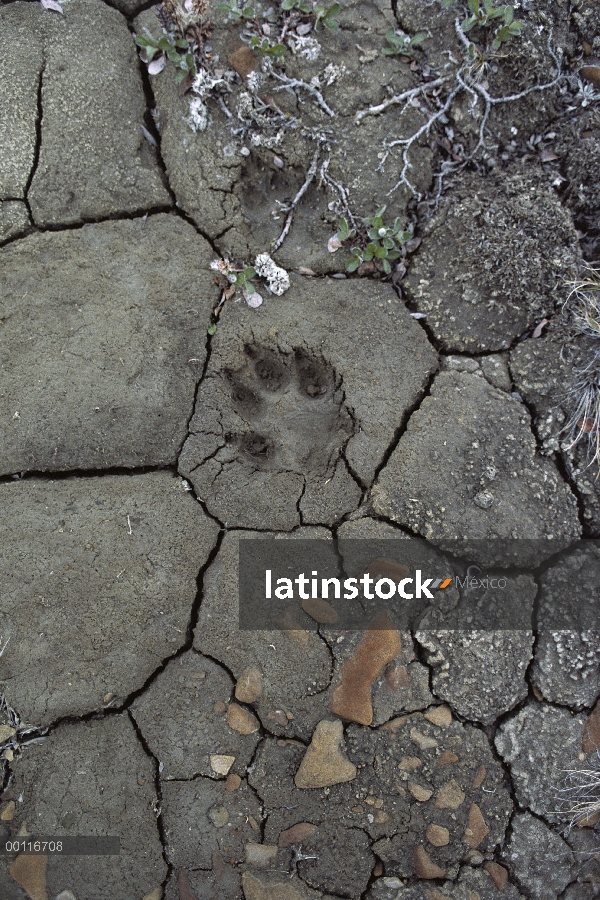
177 871 194 900
295 719 357 789
399 756 422 771
9 854 48 900
373 861 384 877
413 845 446 879
474 490 494 509
225 773 242 792
435 779 466 810
235 667 263 703
471 765 486 788
424 706 452 727
408 783 433 802
483 861 508 890
0 725 16 743
410 728 438 750
301 597 340 625
583 698 600 753
227 703 260 735
103 693 114 704
210 754 235 776
56 892 79 900
248 815 260 831
213 701 227 715
142 890 162 900
426 824 450 847
208 805 229 827
437 751 459 766
385 662 409 691
278 822 318 848
4 748 13 761
228 45 258 82
266 710 289 728
245 843 278 866
331 612 401 725
0 800 15 821
463 803 489 848
242 872 306 900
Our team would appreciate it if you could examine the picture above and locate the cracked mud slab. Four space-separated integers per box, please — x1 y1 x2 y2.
3 715 166 900
0 215 216 474
372 368 581 546
135 0 432 273
0 202 29 244
0 472 218 726
179 277 437 529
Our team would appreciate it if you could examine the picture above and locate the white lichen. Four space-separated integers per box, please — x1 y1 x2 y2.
288 35 321 61
254 253 290 295
186 69 231 132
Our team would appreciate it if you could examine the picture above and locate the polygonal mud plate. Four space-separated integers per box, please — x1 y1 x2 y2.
179 277 437 530
0 216 216 474
0 472 218 726
402 170 580 352
372 369 581 549
5 716 166 900
135 0 433 273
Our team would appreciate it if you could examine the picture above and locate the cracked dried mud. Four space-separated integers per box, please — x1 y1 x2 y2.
1 0 600 897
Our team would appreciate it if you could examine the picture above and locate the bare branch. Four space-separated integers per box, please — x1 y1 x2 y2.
272 148 320 252
354 78 447 124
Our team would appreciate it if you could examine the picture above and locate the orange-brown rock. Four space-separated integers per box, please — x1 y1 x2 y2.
235 667 263 703
484 861 508 890
225 773 242 792
426 824 450 847
385 662 410 691
471 765 486 788
9 854 48 900
424 705 452 727
301 597 340 625
331 612 401 725
437 750 459 766
228 44 257 82
227 703 260 735
414 845 446 879
435 779 465 810
278 822 318 848
463 803 489 848
583 699 600 753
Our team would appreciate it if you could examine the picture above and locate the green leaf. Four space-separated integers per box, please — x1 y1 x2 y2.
243 266 256 279
375 246 387 259
175 38 189 48
158 37 172 51
383 236 395 250
243 5 255 15
207 323 217 335
327 2 341 15
145 47 157 61
346 257 361 272
508 19 523 33
468 0 479 15
325 18 339 30
282 0 295 9
374 204 386 218
491 36 501 49
175 69 186 82
462 16 477 31
382 258 392 274
411 32 427 45
504 5 513 23
135 35 153 47
387 249 401 260
337 218 349 241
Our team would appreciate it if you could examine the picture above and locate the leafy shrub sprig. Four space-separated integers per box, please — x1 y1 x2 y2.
382 28 426 57
336 206 412 274
135 30 196 82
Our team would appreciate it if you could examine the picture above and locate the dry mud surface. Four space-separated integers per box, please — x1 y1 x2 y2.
1 0 600 898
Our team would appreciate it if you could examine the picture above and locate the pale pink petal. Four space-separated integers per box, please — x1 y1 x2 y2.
328 235 342 253
148 56 166 75
245 291 263 308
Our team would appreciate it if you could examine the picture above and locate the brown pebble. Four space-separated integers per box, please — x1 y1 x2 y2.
380 715 409 735
0 725 16 744
331 612 401 726
245 843 278 866
577 809 600 828
295 719 357 789
9 854 48 900
373 861 384 877
227 703 260 735
385 662 410 691
580 65 600 89
399 756 422 771
463 803 489 848
532 684 544 701
410 728 438 750
210 754 235 776
178 870 195 900
408 783 433 802
437 750 459 766
426 824 450 847
225 773 242 792
471 765 486 789
0 801 15 821
301 597 340 625
248 815 260 831
142 888 162 900
228 44 258 82
484 861 508 890
424 705 452 727
278 822 318 848
267 710 289 728
235 667 263 704
213 701 227 715
435 779 465 810
413 845 446 879
583 699 600 754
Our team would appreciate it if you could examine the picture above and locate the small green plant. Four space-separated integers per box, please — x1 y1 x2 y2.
337 206 411 274
135 30 196 82
249 35 287 59
314 2 341 32
233 266 257 290
441 0 523 49
382 28 426 56
216 0 255 19
281 0 313 12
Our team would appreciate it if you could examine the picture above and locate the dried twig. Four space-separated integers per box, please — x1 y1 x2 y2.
272 148 320 252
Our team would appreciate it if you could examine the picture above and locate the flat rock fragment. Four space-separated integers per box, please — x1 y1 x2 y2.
372 370 581 545
0 473 218 726
6 716 166 900
403 171 579 352
28 0 169 224
179 278 437 529
495 702 587 822
330 613 401 725
0 216 215 474
295 719 357 788
131 651 260 780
